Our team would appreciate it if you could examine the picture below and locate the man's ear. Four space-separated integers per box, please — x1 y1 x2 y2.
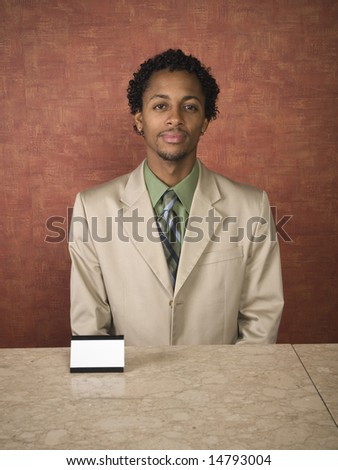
201 118 209 135
134 112 143 133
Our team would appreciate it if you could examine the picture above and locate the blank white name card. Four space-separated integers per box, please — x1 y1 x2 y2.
70 335 124 373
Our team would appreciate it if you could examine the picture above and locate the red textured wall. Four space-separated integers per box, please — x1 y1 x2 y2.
1 0 337 347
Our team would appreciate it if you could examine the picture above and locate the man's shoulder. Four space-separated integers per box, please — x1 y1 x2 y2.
80 173 129 197
77 162 144 203
200 161 263 199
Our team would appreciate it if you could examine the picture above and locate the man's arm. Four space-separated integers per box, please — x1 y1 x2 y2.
69 193 112 336
237 191 284 344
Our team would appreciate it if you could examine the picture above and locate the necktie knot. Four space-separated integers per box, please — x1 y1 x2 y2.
162 189 177 217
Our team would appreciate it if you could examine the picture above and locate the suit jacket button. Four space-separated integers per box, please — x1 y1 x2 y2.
169 300 173 307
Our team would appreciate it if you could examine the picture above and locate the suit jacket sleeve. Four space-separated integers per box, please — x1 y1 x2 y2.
69 192 112 336
236 191 284 344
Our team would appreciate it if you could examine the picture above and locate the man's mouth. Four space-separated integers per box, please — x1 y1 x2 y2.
159 130 187 144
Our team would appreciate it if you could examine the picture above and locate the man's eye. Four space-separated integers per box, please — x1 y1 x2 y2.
154 103 167 110
184 104 198 112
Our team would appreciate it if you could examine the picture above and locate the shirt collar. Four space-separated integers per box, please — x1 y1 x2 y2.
144 160 199 213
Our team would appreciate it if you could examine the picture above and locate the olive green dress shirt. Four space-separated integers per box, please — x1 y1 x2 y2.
143 160 199 240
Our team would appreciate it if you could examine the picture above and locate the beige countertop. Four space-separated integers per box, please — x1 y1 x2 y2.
293 344 338 426
0 344 337 450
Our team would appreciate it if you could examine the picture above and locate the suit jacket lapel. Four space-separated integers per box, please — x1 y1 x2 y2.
120 161 172 295
120 160 226 297
174 161 224 295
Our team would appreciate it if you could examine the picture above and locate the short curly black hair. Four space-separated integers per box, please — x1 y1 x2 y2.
127 49 220 128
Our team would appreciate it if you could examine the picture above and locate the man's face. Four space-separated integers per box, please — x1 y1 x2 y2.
135 69 209 165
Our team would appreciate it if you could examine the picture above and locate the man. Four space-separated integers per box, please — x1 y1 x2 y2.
69 49 284 345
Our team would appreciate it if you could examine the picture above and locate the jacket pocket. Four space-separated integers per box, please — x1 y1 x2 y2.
197 245 243 265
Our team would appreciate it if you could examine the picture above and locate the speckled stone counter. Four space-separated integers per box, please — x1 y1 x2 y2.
293 344 338 426
0 345 337 449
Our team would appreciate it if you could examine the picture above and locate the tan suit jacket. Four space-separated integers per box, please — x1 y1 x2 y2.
69 160 284 345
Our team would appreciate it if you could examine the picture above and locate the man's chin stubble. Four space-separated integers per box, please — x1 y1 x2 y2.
157 150 188 162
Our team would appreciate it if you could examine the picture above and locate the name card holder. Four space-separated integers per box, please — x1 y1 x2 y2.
70 335 124 373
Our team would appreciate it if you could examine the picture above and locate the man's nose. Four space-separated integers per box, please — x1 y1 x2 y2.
166 106 183 126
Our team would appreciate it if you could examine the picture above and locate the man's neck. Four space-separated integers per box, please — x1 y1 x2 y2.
146 158 197 187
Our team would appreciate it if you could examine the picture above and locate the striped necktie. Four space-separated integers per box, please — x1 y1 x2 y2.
157 189 182 288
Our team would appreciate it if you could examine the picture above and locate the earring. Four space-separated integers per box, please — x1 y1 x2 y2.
138 127 144 136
